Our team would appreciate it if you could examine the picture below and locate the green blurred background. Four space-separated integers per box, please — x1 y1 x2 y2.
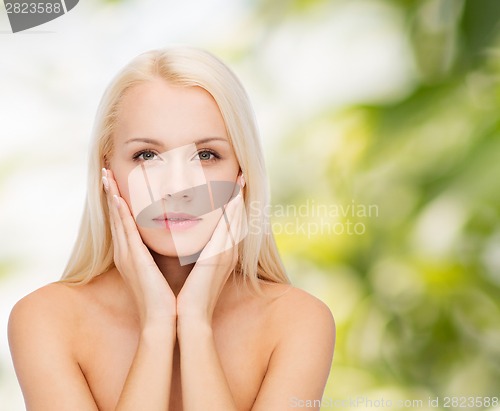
1 0 500 409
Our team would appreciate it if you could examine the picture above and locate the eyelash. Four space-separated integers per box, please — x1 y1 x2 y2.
132 150 158 162
132 149 221 163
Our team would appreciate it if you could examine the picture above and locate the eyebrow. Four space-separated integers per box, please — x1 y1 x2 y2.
125 137 229 146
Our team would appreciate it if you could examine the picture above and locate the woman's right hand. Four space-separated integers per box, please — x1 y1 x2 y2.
102 168 177 330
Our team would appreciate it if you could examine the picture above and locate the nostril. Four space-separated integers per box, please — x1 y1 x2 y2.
163 191 192 200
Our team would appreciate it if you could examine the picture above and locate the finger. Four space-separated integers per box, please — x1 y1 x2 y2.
102 169 118 246
113 195 150 258
199 192 245 261
225 189 246 235
106 170 144 246
209 178 241 234
106 195 119 251
226 192 246 247
228 177 246 240
103 169 128 255
105 170 152 263
220 193 245 268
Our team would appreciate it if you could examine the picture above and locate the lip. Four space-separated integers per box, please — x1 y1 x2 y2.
152 212 201 231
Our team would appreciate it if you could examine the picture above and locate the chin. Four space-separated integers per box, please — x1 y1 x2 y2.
139 226 210 259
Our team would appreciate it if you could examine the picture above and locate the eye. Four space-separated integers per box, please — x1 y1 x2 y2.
195 149 220 162
132 150 159 162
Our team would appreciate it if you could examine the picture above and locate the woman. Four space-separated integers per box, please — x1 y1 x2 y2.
8 47 335 411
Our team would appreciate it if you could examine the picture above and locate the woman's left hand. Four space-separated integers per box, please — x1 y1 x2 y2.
176 182 246 326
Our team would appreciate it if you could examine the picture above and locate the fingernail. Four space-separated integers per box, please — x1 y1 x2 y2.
101 168 107 178
102 176 109 191
239 175 246 188
113 195 120 208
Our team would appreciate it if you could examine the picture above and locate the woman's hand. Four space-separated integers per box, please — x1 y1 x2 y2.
176 181 246 327
102 168 177 330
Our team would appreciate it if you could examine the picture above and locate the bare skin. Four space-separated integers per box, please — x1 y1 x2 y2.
9 267 334 411
8 79 336 411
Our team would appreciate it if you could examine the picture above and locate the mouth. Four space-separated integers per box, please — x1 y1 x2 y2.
152 212 202 231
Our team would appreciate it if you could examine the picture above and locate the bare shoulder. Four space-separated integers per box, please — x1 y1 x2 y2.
259 281 335 322
8 272 120 351
8 279 113 410
257 281 336 343
9 282 81 332
249 281 336 410
8 281 92 359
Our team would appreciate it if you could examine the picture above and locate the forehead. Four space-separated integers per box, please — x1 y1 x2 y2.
113 79 228 148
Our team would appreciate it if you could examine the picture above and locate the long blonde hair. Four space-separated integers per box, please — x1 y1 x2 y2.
59 46 290 293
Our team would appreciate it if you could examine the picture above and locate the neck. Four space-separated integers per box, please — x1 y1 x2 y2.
150 250 194 296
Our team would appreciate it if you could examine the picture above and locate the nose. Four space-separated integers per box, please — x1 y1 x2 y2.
158 158 204 204
163 186 194 200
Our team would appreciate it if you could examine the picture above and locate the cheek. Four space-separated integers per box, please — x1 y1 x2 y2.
204 160 239 182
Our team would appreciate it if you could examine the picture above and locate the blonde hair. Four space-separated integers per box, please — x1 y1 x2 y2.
59 46 290 293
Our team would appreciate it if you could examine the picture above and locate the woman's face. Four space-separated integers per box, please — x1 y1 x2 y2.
108 79 241 262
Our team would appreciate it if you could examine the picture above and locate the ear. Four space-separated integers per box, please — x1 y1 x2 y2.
103 154 110 169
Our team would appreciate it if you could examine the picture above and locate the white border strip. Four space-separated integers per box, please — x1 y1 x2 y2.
60 0 68 14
